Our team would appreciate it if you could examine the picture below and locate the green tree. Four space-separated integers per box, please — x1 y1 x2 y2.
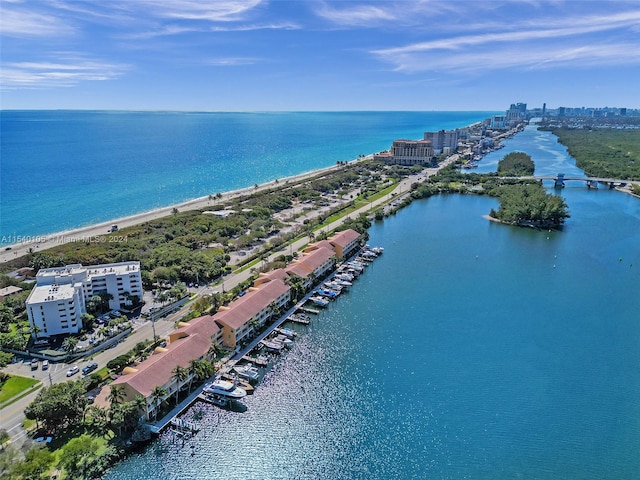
149 386 168 420
497 151 535 176
24 381 89 432
57 435 99 479
107 384 126 406
61 336 79 355
13 447 54 480
171 366 188 404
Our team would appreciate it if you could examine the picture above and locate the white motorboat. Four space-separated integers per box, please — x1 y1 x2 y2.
278 327 297 338
309 296 329 307
261 340 283 353
233 364 260 381
203 379 247 398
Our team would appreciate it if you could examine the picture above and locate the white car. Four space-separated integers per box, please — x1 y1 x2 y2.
66 366 79 377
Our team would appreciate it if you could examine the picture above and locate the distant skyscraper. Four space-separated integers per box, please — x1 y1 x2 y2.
542 103 546 117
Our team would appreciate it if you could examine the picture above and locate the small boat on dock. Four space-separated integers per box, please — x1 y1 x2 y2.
276 327 297 338
289 314 311 324
220 375 255 394
272 334 293 348
309 296 329 307
261 339 284 353
201 393 231 408
243 354 269 366
203 379 247 398
233 364 261 381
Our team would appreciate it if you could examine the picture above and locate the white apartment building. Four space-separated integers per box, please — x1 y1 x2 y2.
27 261 142 338
423 129 460 154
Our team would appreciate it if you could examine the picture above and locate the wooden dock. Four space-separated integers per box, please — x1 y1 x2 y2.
297 307 319 315
170 417 199 433
288 315 310 325
242 354 269 366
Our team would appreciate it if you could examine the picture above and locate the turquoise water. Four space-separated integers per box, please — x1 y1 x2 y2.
0 111 493 242
105 126 640 479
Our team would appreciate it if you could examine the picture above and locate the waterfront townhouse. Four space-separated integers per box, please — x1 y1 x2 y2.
328 229 361 260
286 244 336 290
97 315 221 419
26 261 142 338
214 274 291 349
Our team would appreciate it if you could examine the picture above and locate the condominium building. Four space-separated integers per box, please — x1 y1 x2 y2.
26 261 142 338
390 140 434 166
423 129 460 154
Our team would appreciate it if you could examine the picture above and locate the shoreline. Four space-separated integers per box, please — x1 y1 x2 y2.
0 161 348 264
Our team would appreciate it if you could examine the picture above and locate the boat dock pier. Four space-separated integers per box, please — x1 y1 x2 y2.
288 315 310 325
298 307 319 315
170 418 199 433
242 354 269 366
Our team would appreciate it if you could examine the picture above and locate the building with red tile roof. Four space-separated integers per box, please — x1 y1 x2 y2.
214 274 291 349
328 229 361 260
95 315 219 418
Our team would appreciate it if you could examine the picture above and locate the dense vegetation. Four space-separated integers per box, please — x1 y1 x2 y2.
497 152 535 176
489 184 570 228
0 160 394 287
541 127 640 180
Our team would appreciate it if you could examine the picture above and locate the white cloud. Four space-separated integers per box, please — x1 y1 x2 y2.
1 55 129 89
314 3 397 26
371 8 640 72
203 57 260 66
0 4 75 37
129 0 264 22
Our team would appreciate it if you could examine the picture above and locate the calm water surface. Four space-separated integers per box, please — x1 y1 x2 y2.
106 125 640 479
0 111 493 240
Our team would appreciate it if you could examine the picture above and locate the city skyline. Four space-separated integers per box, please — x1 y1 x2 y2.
1 0 639 111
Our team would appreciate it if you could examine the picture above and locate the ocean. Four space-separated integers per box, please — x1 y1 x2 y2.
103 123 640 479
0 110 494 243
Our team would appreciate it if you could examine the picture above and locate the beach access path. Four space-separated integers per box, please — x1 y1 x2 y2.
0 164 343 264
0 154 458 446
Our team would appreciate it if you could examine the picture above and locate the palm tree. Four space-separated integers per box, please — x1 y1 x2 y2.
150 386 168 420
133 394 148 420
107 384 126 406
207 343 222 360
171 366 189 404
187 359 200 393
61 336 79 356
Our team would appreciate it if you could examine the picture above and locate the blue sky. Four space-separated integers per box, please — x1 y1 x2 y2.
1 0 639 111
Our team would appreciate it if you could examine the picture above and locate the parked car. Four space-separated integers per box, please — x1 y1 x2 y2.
30 359 38 370
42 360 49 370
66 366 79 377
82 362 98 375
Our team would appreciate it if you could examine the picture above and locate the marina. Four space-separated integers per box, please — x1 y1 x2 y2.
148 245 385 437
106 164 640 480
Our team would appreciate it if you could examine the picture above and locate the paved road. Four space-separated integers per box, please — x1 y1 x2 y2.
0 159 453 445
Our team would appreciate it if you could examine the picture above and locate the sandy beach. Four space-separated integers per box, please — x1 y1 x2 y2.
0 163 344 265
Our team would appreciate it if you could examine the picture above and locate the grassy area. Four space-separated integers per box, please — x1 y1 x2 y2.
0 375 40 404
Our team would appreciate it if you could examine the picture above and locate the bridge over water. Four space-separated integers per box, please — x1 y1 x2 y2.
521 174 637 189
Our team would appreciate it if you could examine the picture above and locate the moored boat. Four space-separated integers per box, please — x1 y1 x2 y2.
233 364 261 381
203 379 247 398
309 296 329 307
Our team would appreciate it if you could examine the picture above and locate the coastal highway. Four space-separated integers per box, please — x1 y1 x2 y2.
0 155 453 445
0 164 344 265
0 305 189 446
